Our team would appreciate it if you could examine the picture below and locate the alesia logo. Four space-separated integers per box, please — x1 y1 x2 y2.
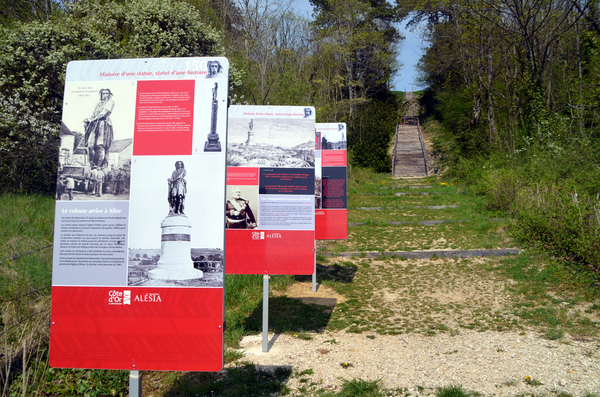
108 290 123 305
252 231 265 240
108 290 161 304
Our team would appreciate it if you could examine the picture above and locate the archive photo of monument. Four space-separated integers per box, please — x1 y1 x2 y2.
126 156 224 287
57 82 136 201
227 114 315 168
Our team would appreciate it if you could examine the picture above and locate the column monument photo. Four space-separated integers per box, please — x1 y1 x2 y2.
204 83 222 152
149 161 203 281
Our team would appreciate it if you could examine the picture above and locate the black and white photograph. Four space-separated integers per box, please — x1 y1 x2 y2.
57 81 136 201
192 77 228 155
205 60 225 79
227 114 315 168
315 131 322 150
225 185 259 229
320 123 347 150
126 155 225 287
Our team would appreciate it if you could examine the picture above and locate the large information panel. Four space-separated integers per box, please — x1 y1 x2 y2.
315 123 348 240
225 106 315 274
50 58 228 371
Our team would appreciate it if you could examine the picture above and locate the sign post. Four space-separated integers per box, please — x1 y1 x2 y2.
262 275 270 352
50 57 229 372
225 106 316 351
129 370 141 397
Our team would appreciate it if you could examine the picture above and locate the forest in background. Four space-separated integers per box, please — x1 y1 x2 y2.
0 0 402 196
410 0 600 273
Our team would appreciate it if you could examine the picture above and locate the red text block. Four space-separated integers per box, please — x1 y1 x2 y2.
133 80 195 155
322 150 347 167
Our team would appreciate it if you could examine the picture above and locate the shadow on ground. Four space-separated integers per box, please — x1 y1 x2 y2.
161 363 293 396
243 295 334 334
294 262 357 285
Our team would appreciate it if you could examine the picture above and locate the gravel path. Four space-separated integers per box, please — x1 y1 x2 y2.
238 330 600 396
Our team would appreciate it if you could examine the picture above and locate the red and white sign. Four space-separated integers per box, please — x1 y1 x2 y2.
225 106 316 274
315 123 348 240
51 57 228 371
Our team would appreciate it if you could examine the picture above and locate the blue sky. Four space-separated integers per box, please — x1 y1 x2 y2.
292 0 428 92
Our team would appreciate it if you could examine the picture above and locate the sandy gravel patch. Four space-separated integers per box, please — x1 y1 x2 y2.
237 330 600 396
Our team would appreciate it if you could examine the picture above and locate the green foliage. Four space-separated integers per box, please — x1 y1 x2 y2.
43 368 129 397
349 96 397 172
0 0 225 195
68 0 225 59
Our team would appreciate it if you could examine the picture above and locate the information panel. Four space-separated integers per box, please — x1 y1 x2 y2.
226 106 315 274
50 57 229 371
315 123 348 240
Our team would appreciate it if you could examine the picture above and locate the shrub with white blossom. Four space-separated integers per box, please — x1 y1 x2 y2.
0 0 227 193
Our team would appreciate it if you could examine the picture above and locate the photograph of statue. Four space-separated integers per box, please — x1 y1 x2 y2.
203 83 222 152
168 161 186 215
84 88 115 168
206 60 224 79
57 82 135 201
127 155 225 288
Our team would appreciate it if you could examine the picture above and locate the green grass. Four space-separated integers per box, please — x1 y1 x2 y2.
435 384 481 397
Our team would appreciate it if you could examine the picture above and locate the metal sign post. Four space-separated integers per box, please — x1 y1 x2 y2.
312 241 317 292
262 274 269 352
129 370 141 397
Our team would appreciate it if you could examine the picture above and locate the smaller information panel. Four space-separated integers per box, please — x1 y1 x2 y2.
226 106 316 274
315 123 348 240
50 57 228 371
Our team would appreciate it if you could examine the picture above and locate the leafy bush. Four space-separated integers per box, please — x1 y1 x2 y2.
0 0 226 194
0 21 116 193
348 96 397 172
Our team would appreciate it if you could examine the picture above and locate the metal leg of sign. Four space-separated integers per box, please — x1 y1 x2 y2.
312 240 317 292
129 370 142 397
262 274 269 353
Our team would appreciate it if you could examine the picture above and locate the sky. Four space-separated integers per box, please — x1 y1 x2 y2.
292 0 428 92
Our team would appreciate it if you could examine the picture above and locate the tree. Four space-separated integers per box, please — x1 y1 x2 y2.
311 0 401 117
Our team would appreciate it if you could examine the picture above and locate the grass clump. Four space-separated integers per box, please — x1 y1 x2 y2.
336 378 382 396
435 384 481 397
523 376 543 386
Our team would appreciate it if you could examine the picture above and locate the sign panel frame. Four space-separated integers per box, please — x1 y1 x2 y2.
225 106 316 275
315 123 348 240
50 57 229 371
